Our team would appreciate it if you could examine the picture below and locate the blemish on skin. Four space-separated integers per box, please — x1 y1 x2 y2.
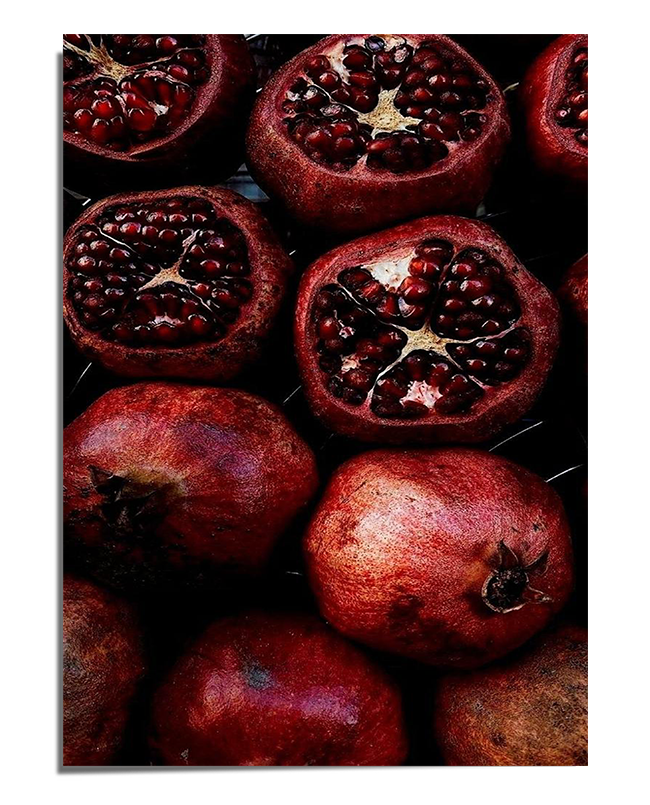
244 662 272 691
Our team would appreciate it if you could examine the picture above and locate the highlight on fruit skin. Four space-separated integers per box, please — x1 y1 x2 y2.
63 35 255 191
520 34 588 184
63 186 293 381
63 575 145 766
433 623 587 765
295 214 560 444
304 447 574 668
247 34 510 234
63 383 318 591
150 611 408 766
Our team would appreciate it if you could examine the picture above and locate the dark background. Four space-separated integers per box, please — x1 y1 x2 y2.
63 34 587 766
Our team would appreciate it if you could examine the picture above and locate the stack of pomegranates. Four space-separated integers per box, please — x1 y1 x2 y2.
63 34 587 767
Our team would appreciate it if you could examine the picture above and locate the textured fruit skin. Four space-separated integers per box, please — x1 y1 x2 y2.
433 623 587 765
63 575 145 766
151 611 408 766
558 254 588 328
295 215 560 444
64 383 318 591
247 35 510 235
63 186 293 381
65 35 255 192
520 35 587 184
305 448 573 668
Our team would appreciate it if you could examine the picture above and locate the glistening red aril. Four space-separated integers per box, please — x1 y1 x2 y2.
247 35 510 234
63 186 292 381
63 35 254 190
520 34 588 184
294 215 560 444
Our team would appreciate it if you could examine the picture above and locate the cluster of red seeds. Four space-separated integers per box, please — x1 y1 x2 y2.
283 36 490 173
67 197 252 346
63 35 208 150
312 240 529 419
555 47 588 146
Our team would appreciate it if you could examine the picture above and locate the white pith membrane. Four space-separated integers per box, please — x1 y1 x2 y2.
312 240 531 419
554 45 588 147
66 197 253 347
63 35 211 151
282 35 492 173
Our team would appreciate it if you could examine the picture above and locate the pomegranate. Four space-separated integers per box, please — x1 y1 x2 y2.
63 35 255 190
247 35 510 234
304 448 573 668
295 216 559 444
64 383 318 591
433 623 587 765
151 611 408 765
63 186 292 381
63 575 145 765
520 35 588 184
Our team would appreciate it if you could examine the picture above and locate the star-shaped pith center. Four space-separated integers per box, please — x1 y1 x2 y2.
356 88 421 137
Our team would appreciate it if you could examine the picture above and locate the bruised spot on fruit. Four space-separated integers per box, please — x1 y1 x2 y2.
244 661 273 691
491 731 506 746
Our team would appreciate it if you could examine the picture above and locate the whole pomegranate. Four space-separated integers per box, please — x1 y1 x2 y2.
64 383 318 591
247 35 510 234
433 623 587 765
151 611 408 765
63 186 292 381
295 215 559 443
304 448 573 668
63 575 145 765
520 35 588 184
63 35 255 191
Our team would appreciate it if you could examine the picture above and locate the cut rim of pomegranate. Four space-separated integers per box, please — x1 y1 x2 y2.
247 35 510 233
295 215 560 443
63 186 292 381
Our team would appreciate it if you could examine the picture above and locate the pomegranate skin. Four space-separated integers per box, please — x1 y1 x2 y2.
63 575 145 766
151 611 408 766
247 35 510 235
64 383 318 591
63 186 293 382
64 35 255 192
304 448 573 669
434 623 587 765
520 35 588 184
295 215 560 444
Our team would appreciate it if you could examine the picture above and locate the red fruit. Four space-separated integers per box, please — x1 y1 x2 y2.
304 448 574 668
63 186 292 381
64 383 318 591
247 35 509 234
295 215 559 443
150 612 408 766
63 575 145 765
433 623 587 765
63 35 254 190
558 253 588 328
520 35 588 184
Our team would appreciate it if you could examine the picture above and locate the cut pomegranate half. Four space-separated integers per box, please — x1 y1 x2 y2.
247 35 510 234
520 34 588 184
63 35 255 190
295 216 560 443
63 186 292 380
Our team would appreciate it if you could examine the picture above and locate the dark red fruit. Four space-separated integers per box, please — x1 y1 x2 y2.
305 448 573 668
63 35 255 190
558 253 588 329
150 612 408 766
64 383 318 591
247 35 510 234
63 575 145 765
520 35 588 184
63 186 292 381
295 216 559 443
434 623 587 765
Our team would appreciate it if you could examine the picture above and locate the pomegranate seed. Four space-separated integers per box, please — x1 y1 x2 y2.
128 107 157 132
156 36 178 53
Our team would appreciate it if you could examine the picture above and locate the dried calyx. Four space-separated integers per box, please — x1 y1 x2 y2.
482 541 552 614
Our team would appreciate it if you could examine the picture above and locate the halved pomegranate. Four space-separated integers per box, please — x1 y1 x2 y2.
520 35 588 184
63 186 292 380
63 35 255 189
295 216 560 443
247 35 510 234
